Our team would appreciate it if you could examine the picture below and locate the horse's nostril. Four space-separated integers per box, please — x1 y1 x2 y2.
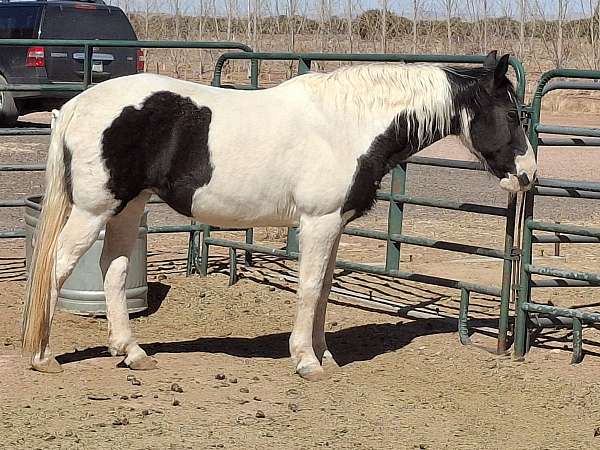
517 173 530 186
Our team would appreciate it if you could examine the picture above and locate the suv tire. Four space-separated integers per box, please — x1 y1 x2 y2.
0 75 19 127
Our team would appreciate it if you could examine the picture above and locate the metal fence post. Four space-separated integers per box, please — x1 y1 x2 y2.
250 59 259 88
287 227 299 256
200 224 211 276
385 164 406 271
83 44 93 88
514 194 534 358
458 288 471 344
245 228 254 266
298 58 312 75
498 193 517 353
186 221 199 276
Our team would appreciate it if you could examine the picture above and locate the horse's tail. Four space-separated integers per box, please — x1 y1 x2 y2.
22 101 76 355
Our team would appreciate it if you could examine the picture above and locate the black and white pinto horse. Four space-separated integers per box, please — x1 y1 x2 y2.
22 51 536 380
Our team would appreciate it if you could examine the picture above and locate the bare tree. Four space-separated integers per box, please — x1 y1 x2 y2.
482 0 489 52
534 0 572 68
441 0 457 52
287 0 299 51
412 0 423 53
142 0 155 39
346 0 353 52
225 0 237 41
246 0 260 50
381 0 388 53
587 0 600 69
464 0 488 54
519 0 527 59
319 0 328 51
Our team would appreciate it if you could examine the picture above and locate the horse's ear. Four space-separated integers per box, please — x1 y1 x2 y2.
494 54 510 83
482 52 510 94
483 51 498 69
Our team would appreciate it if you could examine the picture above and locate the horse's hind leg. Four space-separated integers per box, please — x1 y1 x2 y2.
100 193 156 370
32 207 110 372
290 213 343 381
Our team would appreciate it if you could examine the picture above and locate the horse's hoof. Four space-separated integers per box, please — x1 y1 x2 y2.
108 346 126 357
296 361 326 381
128 356 158 371
31 356 63 374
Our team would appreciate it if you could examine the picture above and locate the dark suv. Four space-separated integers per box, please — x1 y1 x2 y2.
0 0 142 125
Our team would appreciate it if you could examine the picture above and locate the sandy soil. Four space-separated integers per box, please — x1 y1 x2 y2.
3 273 600 450
0 103 599 447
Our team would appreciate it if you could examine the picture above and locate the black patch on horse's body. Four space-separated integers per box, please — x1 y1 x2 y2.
102 91 214 216
342 112 456 221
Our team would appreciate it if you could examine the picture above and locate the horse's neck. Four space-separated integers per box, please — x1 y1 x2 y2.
325 96 461 165
302 67 462 155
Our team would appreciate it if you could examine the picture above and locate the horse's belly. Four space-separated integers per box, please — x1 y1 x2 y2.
189 186 299 228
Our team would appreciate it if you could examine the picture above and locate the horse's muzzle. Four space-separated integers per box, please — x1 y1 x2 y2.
517 171 537 190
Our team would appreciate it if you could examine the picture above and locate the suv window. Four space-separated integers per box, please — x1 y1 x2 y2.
0 6 41 39
41 5 136 39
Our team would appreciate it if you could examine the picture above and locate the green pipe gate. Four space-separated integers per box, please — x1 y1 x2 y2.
514 69 600 363
0 38 598 361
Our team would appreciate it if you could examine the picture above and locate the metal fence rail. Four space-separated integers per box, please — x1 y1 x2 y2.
212 51 527 101
514 69 600 364
206 51 528 353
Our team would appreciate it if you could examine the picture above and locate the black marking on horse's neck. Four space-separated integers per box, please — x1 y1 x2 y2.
342 111 453 220
443 66 491 135
443 65 518 132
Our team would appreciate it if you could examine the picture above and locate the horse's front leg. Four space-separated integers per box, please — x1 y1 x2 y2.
312 234 341 369
290 213 343 381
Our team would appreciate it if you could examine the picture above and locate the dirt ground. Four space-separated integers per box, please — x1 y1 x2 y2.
3 273 600 450
1 103 600 447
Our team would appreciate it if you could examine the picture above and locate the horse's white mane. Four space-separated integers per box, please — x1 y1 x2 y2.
286 63 458 149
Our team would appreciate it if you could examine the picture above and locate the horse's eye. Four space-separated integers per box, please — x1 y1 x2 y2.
508 110 519 121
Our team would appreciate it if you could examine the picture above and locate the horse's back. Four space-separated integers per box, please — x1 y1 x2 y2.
59 73 354 225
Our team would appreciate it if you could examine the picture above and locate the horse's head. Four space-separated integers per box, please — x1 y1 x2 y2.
461 51 537 193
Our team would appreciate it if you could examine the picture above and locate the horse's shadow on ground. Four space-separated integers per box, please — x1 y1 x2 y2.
56 318 459 367
133 281 171 317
